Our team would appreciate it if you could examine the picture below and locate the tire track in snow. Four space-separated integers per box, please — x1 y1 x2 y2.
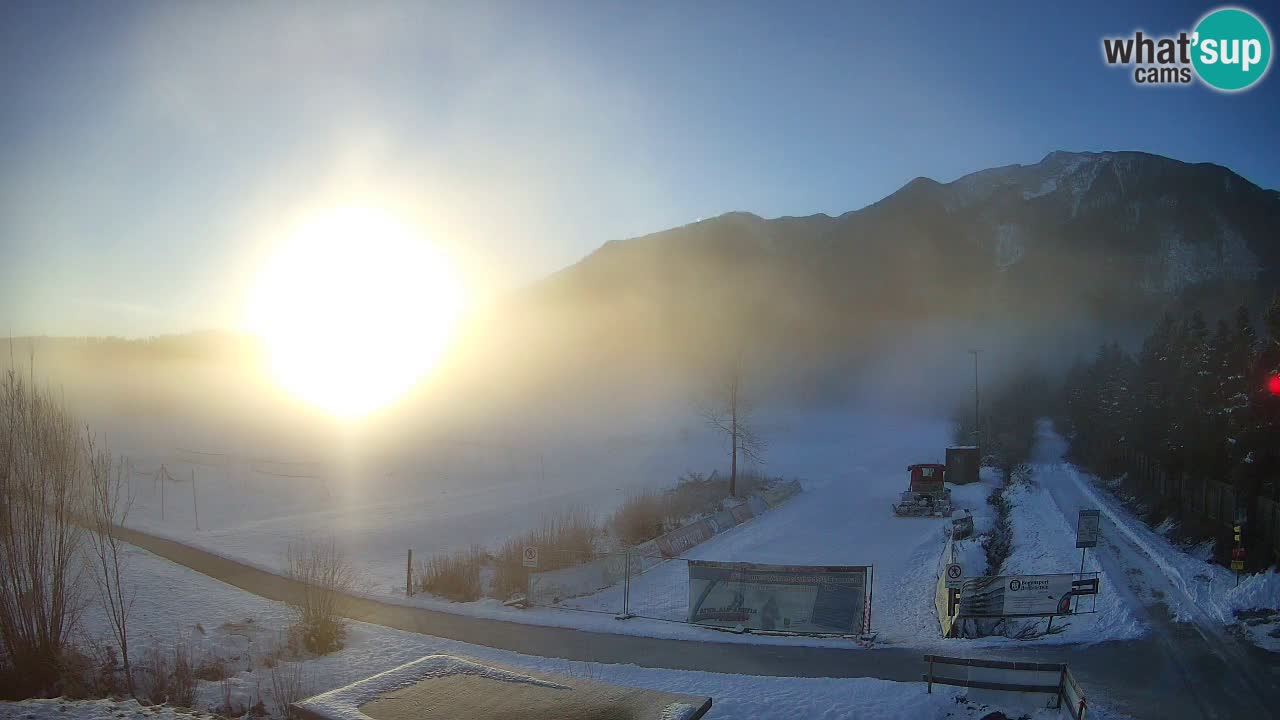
1031 423 1280 718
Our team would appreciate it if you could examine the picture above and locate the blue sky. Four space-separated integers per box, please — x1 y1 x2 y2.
2 0 1278 336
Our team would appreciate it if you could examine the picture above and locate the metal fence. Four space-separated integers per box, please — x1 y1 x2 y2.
526 549 875 636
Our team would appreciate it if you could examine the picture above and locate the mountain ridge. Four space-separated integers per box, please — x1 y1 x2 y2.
516 149 1279 384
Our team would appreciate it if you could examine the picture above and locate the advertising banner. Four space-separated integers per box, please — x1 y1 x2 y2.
707 510 738 534
957 574 1076 618
655 520 714 558
729 504 755 524
529 553 628 605
761 480 802 507
688 560 869 634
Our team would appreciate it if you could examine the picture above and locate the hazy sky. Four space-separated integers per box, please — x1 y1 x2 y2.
3 0 1278 337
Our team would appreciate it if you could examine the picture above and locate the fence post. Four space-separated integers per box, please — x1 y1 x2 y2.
927 656 934 693
866 565 874 634
191 468 199 531
616 550 633 620
406 549 413 597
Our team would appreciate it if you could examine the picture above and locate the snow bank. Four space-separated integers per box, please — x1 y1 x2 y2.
0 699 219 720
996 479 1145 643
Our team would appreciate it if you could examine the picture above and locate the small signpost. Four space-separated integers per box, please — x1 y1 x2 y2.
945 563 964 589
1075 509 1100 549
522 546 539 569
1075 509 1101 613
1231 522 1245 585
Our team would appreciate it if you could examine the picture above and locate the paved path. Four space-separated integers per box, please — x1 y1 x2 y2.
1029 422 1280 719
115 433 1280 718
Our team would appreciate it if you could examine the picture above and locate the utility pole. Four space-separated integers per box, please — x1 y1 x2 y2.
191 467 200 531
968 349 981 449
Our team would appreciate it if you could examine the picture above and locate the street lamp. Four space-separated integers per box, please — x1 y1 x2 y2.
968 349 981 449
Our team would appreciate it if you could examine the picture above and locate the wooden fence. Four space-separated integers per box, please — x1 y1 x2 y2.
1092 440 1280 567
924 655 1086 719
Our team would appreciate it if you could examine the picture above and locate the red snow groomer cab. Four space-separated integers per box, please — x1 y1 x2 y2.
891 463 954 517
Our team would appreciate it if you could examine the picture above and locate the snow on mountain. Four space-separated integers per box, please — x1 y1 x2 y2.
994 223 1025 270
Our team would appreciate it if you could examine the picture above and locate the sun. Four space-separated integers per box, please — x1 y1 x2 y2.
247 207 463 419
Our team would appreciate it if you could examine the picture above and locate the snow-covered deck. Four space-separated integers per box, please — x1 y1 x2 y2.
291 655 711 720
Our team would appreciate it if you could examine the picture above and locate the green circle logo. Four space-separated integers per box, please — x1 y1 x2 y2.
1192 8 1272 91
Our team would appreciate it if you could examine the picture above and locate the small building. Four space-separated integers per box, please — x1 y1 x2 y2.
292 655 712 720
946 446 981 485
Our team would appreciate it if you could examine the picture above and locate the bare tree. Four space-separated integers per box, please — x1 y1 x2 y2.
84 433 136 696
283 537 357 654
699 357 765 497
269 661 310 718
0 365 86 696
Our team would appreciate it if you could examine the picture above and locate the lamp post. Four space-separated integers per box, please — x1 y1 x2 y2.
968 349 981 449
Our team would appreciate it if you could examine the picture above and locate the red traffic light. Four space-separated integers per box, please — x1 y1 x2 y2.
1269 374 1280 396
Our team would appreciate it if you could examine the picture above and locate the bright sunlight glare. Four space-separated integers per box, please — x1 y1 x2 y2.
246 207 463 419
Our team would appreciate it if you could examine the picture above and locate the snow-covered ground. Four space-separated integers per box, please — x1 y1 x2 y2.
1024 421 1279 652
545 468 998 647
61 541 1123 720
104 407 1180 651
110 409 1007 645
992 478 1145 644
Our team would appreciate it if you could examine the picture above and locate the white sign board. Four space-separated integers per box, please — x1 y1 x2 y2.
945 563 964 589
1076 509 1101 549
522 546 538 568
957 574 1075 617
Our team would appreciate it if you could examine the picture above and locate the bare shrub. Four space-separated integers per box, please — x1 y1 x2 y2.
0 367 87 698
417 545 484 601
171 636 195 707
259 627 305 670
221 676 241 717
492 509 596 599
609 490 668 545
283 538 356 654
269 662 309 719
195 653 230 682
668 470 764 520
492 537 531 600
138 644 171 705
612 471 775 546
84 435 136 696
249 675 268 717
82 638 130 699
53 646 98 700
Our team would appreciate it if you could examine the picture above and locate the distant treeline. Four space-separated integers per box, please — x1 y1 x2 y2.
4 331 261 366
1058 297 1280 553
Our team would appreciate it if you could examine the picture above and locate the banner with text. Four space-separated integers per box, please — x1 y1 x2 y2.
957 574 1076 618
688 560 870 635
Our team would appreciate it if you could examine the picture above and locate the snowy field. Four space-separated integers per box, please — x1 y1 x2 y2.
108 409 994 642
100 408 1193 650
57 541 1124 720
547 468 998 646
